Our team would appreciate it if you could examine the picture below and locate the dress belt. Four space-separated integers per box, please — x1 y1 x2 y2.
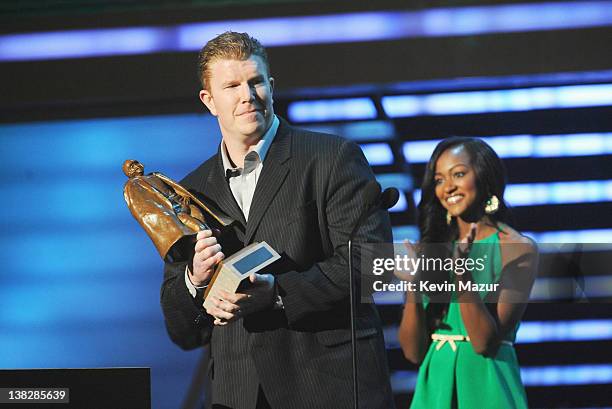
431 333 513 352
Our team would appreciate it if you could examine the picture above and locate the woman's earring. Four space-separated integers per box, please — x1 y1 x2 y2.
446 211 452 225
485 195 499 214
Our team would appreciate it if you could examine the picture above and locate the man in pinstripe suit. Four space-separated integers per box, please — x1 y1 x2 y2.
160 31 395 409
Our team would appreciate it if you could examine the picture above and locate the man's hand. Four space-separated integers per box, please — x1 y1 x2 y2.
205 273 276 326
190 229 224 287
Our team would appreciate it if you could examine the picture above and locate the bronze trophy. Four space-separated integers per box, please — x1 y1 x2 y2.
122 159 228 263
123 159 280 304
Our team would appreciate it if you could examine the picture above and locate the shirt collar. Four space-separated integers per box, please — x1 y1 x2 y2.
221 115 279 173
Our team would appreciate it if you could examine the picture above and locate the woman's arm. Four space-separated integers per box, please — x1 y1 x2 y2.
397 239 431 364
458 235 538 356
398 290 430 364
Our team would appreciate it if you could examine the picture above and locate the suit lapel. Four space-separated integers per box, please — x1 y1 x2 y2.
244 121 292 244
200 149 247 228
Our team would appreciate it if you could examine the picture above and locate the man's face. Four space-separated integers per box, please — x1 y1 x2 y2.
130 161 144 176
199 55 274 145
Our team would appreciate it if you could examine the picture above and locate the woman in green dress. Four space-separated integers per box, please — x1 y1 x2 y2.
398 137 538 409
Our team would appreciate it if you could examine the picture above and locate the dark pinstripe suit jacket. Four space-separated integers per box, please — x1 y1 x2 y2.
161 119 395 409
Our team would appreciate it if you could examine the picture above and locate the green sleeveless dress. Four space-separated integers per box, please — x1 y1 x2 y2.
410 232 528 409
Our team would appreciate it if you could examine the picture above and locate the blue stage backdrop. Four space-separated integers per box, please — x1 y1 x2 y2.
0 113 221 409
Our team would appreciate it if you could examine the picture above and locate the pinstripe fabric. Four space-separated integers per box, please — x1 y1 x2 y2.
160 118 395 409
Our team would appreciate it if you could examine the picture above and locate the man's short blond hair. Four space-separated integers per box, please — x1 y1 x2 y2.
197 31 270 90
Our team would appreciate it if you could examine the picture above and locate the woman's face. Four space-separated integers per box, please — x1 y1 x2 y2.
434 145 479 218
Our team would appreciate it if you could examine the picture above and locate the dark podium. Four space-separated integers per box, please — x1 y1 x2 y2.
0 368 150 409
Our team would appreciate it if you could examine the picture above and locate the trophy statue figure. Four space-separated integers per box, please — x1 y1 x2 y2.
122 159 228 262
123 159 280 307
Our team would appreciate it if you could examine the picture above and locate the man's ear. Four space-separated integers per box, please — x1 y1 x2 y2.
199 89 217 116
269 77 275 103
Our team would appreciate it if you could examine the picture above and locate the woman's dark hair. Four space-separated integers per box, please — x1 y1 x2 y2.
416 137 511 331
418 137 511 243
